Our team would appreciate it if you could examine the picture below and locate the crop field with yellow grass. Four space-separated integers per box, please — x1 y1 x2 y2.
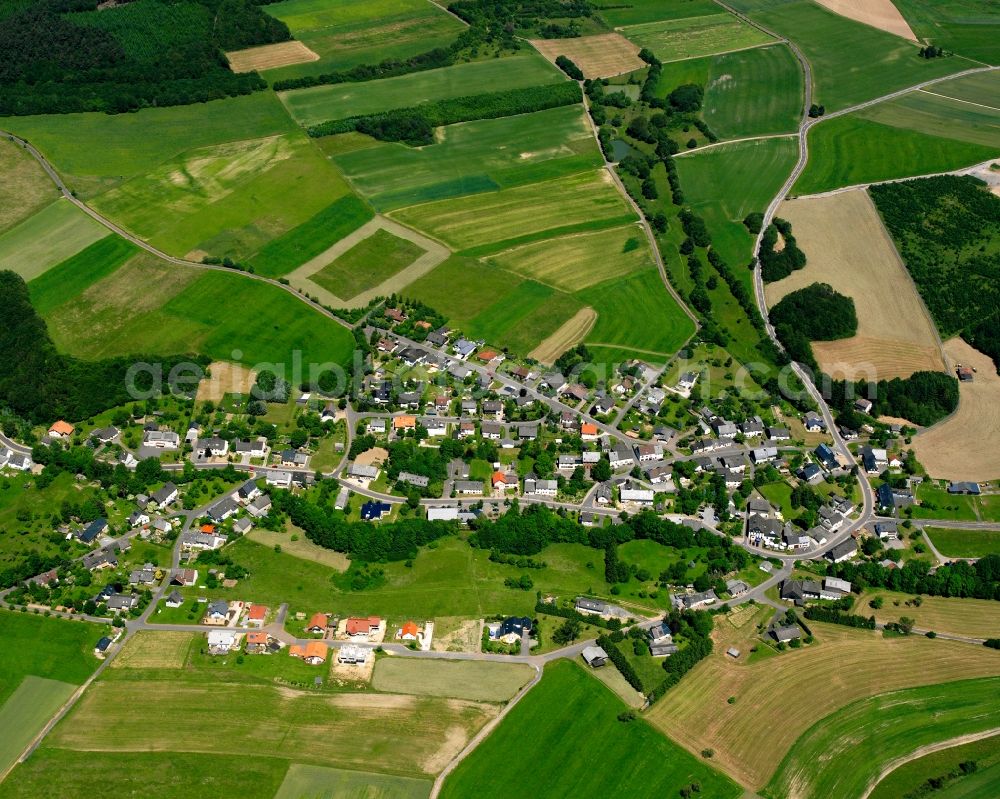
371 659 535 702
621 12 774 63
530 33 644 78
853 590 1000 640
0 137 58 235
110 632 194 670
226 40 319 73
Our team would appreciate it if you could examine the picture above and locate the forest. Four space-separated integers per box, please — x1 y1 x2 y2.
0 0 287 114
827 370 959 427
870 176 1000 370
759 218 807 283
770 282 857 374
0 271 204 424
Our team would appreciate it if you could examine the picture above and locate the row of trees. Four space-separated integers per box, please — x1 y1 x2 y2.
829 555 1000 601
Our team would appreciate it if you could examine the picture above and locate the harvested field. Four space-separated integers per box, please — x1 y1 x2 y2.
245 528 350 571
0 137 58 235
645 621 1000 790
110 632 193 670
913 337 1000 481
766 190 945 380
813 0 917 41
371 658 534 702
854 590 1000 640
196 361 257 402
530 33 644 78
529 308 597 364
226 40 319 73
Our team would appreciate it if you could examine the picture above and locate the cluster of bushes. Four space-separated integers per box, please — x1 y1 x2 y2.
759 218 807 282
803 606 876 629
490 551 547 569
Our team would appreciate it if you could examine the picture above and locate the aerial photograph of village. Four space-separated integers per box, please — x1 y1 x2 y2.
0 0 998 796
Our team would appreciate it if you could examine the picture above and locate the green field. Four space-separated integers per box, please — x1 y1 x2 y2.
676 137 799 268
263 0 464 83
0 677 77 776
279 54 565 127
764 677 1000 799
894 0 1000 64
371 659 535 702
0 137 57 235
274 764 430 799
465 279 586 355
310 228 425 300
330 105 602 211
926 527 1000 558
597 0 720 27
43 251 356 367
869 734 1000 799
27 236 139 316
725 0 972 111
0 200 109 282
441 660 741 799
656 44 803 138
391 170 634 252
621 12 774 62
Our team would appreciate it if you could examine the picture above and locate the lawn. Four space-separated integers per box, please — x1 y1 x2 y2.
274 764 430 799
245 528 351 571
27 236 138 316
868 733 1000 799
0 137 58 235
656 44 803 139
43 252 357 367
90 131 355 261
0 200 109 282
913 483 980 521
853 589 1000 639
646 621 1000 789
279 54 565 127
925 527 1000 559
764 677 1000 799
621 12 774 63
391 170 635 253
893 0 1000 64
310 228 425 301
0 677 77 776
440 660 741 799
0 93 298 197
371 658 535 702
724 0 973 112
330 105 602 212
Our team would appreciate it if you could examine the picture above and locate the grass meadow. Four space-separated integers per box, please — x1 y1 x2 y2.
27 236 138 316
371 659 535 702
893 0 1000 64
275 764 431 799
764 678 1000 799
925 527 1000 559
656 44 803 138
852 589 1000 639
647 621 1000 789
43 251 356 366
597 0 719 27
725 0 972 111
0 677 77 776
330 105 602 212
310 227 425 300
868 733 1000 799
279 54 565 127
621 12 774 63
0 137 58 235
0 610 98 699
0 200 109 282
441 660 741 799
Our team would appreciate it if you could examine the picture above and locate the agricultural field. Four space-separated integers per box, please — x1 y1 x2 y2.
440 660 741 799
42 249 356 367
646 620 1000 789
0 677 78 776
868 734 1000 799
853 589 1000 639
274 764 430 799
0 200 109 282
765 190 946 380
0 137 57 234
725 0 971 111
371 659 535 702
813 0 918 40
309 227 425 301
596 0 720 27
27 236 139 317
109 632 194 670
765 678 1000 799
329 104 602 212
925 527 1000 559
621 12 774 63
894 0 1000 63
226 40 319 73
262 0 464 82
655 44 803 139
530 33 644 79
279 54 565 128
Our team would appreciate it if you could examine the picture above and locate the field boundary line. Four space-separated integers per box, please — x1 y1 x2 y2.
917 88 1000 113
859 728 1000 799
790 157 1000 199
674 132 798 157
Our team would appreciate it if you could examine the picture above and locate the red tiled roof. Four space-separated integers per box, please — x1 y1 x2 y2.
346 616 380 635
401 621 419 637
308 612 328 630
248 604 267 621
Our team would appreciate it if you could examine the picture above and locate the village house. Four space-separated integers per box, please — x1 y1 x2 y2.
48 420 75 439
673 590 718 611
455 480 484 495
306 613 329 634
338 644 369 665
803 413 826 432
152 483 179 508
246 604 267 627
289 641 327 665
345 616 381 640
767 426 790 441
233 438 268 459
194 436 228 457
523 476 558 497
266 470 293 489
492 471 518 493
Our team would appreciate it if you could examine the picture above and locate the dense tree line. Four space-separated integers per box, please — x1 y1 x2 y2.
827 371 958 427
555 55 583 80
759 218 807 282
307 82 582 143
830 555 1000 601
803 606 877 629
0 0 285 114
0 272 206 423
870 176 1000 371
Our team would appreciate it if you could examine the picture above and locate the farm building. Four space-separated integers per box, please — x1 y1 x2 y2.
581 646 608 668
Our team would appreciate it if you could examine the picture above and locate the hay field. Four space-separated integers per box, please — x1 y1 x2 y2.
27 237 138 317
854 590 1000 639
813 0 917 40
892 0 1000 64
310 227 425 301
274 764 430 799
246 528 350 571
913 338 1000 481
0 138 58 235
390 170 634 252
529 308 597 364
645 621 1000 790
372 659 535 702
52 679 496 777
196 361 257 402
110 632 193 670
766 190 945 380
227 40 319 73
863 85 1000 150
0 200 109 282
621 13 774 63
0 677 77 777
598 0 719 26
530 33 644 78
